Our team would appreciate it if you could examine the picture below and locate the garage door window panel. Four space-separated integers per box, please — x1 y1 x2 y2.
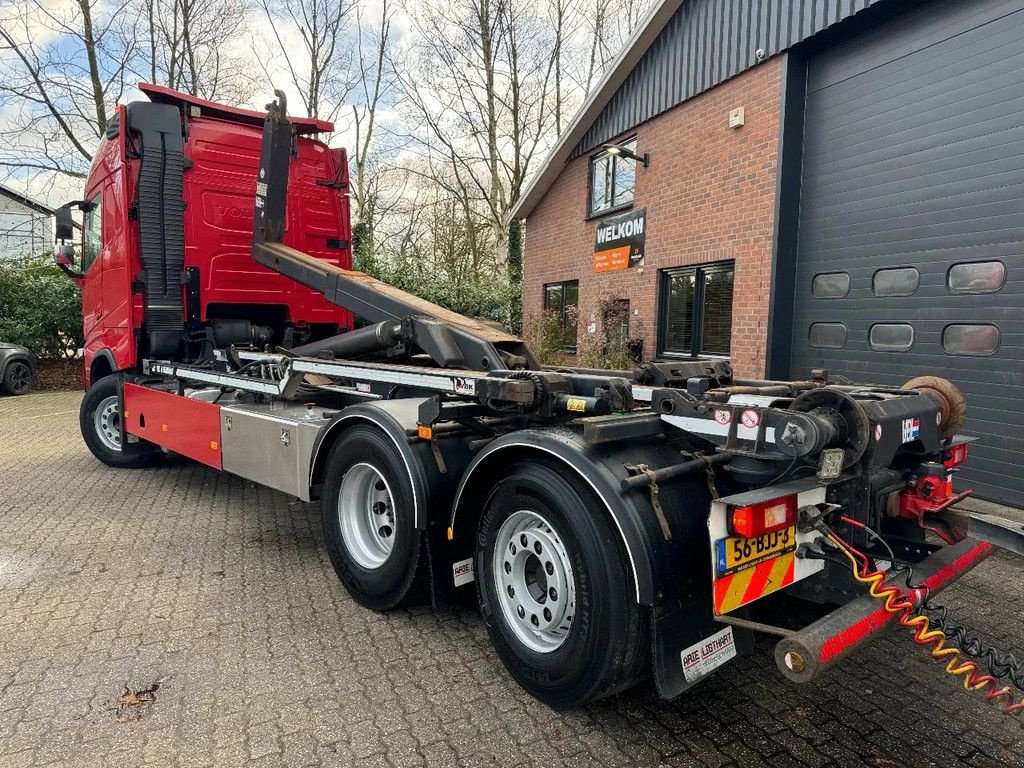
873 267 919 297
948 261 1006 294
870 323 914 352
808 323 847 350
812 272 850 299
943 324 999 357
659 262 734 358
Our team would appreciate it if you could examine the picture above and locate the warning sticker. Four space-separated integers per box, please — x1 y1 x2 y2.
680 626 737 682
713 409 731 425
740 409 760 429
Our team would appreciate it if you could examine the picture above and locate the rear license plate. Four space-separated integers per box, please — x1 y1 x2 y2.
716 527 796 576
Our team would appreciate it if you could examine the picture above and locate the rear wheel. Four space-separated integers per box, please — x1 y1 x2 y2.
79 375 159 468
476 460 648 708
321 426 425 610
1 360 33 396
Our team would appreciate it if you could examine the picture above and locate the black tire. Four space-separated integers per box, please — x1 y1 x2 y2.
1 360 33 396
80 375 160 468
321 425 425 611
476 460 648 708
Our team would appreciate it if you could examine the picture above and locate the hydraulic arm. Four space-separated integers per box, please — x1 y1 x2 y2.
251 91 537 373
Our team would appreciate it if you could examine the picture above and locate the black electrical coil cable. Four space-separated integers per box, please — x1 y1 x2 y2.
885 557 1024 694
921 602 1024 693
820 518 1024 695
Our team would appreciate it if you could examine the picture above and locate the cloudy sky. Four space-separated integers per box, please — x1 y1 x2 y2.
0 0 413 206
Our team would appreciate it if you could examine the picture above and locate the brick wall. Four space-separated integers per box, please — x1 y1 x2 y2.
522 57 782 378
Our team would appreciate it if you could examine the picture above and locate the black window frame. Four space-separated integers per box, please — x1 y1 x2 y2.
543 279 580 353
587 138 638 219
657 261 735 359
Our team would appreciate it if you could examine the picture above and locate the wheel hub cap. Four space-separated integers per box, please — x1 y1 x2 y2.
493 510 576 653
93 396 122 451
338 463 396 570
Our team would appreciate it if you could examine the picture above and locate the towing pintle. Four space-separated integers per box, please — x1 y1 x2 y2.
253 89 293 245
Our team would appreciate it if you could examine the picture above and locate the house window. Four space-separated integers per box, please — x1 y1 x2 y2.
589 139 637 217
81 193 102 272
658 262 735 357
544 280 579 351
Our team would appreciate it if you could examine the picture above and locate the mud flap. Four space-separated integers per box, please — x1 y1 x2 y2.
652 603 754 699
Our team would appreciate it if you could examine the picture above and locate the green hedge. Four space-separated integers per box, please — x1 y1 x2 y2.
0 254 83 358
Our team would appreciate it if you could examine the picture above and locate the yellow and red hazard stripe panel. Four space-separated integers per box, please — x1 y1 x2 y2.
713 551 796 615
708 484 827 616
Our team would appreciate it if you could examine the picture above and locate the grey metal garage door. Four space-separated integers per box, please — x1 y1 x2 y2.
789 0 1024 504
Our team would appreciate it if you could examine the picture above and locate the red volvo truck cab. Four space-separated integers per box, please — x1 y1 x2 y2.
55 84 352 388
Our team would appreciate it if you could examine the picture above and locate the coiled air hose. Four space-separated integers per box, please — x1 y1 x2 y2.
823 526 1024 722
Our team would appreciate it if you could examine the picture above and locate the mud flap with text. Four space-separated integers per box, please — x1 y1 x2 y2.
653 603 754 699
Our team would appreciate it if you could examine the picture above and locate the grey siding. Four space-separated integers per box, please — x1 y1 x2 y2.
789 0 1024 504
0 195 52 259
572 0 882 157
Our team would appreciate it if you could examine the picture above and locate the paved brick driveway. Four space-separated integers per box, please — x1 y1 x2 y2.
1 391 1023 768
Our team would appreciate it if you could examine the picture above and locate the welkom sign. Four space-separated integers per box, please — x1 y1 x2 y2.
593 208 646 272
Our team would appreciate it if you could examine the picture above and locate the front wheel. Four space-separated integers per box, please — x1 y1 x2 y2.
79 375 160 468
320 425 425 611
476 461 648 708
1 360 33 395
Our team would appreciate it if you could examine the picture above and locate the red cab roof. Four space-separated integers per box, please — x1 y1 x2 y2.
138 83 334 135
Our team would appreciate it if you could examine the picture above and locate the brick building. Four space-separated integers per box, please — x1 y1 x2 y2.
511 0 1024 504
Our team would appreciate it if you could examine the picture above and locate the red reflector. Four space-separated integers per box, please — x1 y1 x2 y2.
730 495 798 538
944 443 968 469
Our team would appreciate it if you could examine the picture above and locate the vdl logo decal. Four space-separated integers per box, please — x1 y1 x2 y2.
901 418 920 444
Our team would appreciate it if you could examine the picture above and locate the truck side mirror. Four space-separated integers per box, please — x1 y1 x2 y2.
54 244 75 267
53 243 84 281
55 204 75 242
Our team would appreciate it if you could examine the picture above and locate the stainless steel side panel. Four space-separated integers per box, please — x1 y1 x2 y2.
219 404 328 501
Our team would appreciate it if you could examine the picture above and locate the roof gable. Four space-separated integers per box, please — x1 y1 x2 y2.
511 0 885 220
0 185 54 216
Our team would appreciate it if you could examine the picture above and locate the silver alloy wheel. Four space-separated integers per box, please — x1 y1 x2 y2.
337 462 396 570
493 509 577 654
93 395 122 451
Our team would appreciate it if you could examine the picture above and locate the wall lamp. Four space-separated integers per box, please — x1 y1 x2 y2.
601 142 649 168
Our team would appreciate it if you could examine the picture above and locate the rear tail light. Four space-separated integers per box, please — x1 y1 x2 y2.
729 495 798 538
944 443 968 469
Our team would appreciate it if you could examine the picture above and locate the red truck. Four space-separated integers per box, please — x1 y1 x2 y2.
53 85 1021 709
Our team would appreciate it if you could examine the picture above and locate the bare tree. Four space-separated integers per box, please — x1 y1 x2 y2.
0 0 139 179
399 0 566 255
140 0 256 103
350 0 395 228
583 0 651 92
257 0 354 120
